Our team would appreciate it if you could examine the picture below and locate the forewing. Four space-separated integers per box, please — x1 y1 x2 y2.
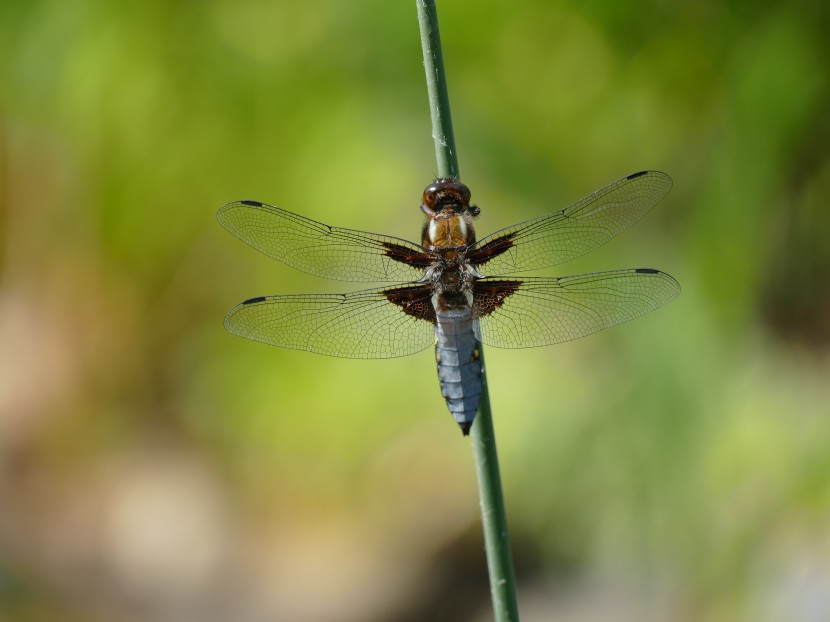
469 171 672 274
473 269 680 348
218 200 430 282
224 285 435 359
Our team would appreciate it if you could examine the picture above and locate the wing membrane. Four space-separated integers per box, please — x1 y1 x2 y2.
224 285 435 359
470 171 672 275
474 269 680 349
218 200 429 282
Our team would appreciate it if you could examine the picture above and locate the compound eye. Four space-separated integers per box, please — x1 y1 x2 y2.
458 184 471 203
423 183 441 207
469 206 480 216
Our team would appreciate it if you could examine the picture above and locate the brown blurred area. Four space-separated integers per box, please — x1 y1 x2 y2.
2 2 830 621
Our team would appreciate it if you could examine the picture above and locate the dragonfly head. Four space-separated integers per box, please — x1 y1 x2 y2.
421 178 479 217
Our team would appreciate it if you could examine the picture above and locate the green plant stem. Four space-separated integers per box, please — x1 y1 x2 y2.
416 2 520 620
416 0 459 179
471 347 521 621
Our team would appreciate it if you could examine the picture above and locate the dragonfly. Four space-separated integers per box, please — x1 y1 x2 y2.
218 171 679 435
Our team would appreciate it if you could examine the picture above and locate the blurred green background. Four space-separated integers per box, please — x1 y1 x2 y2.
2 1 829 621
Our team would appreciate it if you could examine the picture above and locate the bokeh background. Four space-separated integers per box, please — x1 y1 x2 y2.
2 1 829 621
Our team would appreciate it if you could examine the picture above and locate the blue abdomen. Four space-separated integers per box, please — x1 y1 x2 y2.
434 308 482 435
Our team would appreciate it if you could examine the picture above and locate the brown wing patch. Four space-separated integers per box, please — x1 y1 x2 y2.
467 232 516 268
382 242 433 268
383 284 436 323
472 280 521 318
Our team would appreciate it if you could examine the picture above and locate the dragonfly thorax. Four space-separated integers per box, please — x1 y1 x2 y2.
423 212 477 249
423 257 479 299
420 178 479 250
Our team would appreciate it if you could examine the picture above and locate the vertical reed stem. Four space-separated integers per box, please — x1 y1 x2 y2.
416 2 520 619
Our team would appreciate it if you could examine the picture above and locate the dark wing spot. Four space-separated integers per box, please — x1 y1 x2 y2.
472 280 522 318
383 284 436 323
626 171 648 180
468 232 516 267
240 200 263 207
635 268 659 274
382 242 433 268
242 296 267 304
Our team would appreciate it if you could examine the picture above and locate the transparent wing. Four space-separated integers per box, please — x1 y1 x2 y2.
469 171 672 275
474 269 680 349
224 285 435 359
218 200 430 282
